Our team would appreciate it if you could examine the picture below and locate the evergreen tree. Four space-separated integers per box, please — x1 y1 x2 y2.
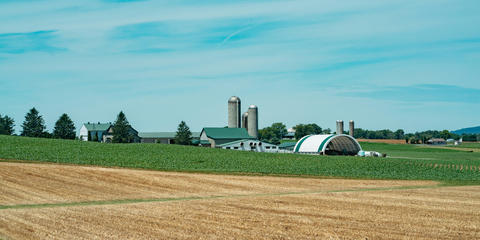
53 113 76 139
0 114 15 135
112 111 133 143
175 121 192 145
21 108 47 137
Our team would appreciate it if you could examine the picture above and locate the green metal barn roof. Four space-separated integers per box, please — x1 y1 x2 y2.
278 141 297 149
83 123 111 131
201 128 255 140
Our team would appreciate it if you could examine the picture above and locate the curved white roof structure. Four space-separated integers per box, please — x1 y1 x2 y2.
294 134 362 156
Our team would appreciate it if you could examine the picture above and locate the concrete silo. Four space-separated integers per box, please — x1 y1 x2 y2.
349 120 355 138
242 112 249 129
247 105 258 138
336 120 344 135
228 96 241 128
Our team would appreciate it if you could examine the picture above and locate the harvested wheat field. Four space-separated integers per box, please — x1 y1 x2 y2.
1 162 479 239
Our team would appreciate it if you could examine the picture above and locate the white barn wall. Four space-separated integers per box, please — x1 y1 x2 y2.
79 125 88 141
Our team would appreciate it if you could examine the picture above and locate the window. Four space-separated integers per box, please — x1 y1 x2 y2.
266 146 270 149
234 147 239 149
226 147 231 149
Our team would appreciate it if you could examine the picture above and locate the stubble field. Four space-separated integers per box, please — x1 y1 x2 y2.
1 162 479 239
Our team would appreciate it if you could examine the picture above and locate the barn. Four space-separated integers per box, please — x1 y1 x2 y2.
217 139 279 152
199 127 255 148
294 134 362 156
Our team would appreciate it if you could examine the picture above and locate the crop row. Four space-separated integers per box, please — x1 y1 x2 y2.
1 135 479 182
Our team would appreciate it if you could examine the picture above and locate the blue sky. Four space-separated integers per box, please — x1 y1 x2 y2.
1 0 479 134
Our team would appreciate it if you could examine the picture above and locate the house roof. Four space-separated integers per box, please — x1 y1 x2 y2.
105 125 138 134
83 123 111 132
139 132 200 139
201 127 255 140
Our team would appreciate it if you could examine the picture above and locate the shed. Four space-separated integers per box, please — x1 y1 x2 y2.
139 132 200 144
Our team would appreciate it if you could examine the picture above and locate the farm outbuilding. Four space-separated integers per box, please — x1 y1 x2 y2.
139 132 200 144
294 134 362 156
199 127 255 148
217 139 279 152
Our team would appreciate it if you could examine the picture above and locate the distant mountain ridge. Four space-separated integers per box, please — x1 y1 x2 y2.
452 126 480 135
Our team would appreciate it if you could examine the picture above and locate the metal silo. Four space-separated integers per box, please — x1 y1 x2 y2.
228 96 241 128
336 120 344 135
349 120 355 137
242 112 249 129
247 105 258 138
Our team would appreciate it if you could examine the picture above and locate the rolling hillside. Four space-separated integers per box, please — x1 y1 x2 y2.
452 126 480 135
0 135 479 182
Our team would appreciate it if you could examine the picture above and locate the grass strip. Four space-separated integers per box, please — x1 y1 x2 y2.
0 184 443 210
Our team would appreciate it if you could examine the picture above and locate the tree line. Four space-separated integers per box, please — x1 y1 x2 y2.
2 109 477 145
1 108 76 139
257 123 478 144
258 123 331 144
0 107 194 145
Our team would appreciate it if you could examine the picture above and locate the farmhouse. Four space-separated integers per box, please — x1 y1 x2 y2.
217 139 279 152
294 134 362 156
199 127 255 148
103 125 140 143
80 122 140 143
139 132 201 144
79 122 111 142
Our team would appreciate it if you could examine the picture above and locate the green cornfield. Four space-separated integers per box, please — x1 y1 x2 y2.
1 135 479 183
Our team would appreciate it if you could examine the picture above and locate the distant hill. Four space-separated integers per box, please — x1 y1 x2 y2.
452 126 480 135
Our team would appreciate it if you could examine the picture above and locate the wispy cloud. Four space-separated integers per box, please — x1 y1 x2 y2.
343 84 480 103
0 30 65 54
0 0 479 133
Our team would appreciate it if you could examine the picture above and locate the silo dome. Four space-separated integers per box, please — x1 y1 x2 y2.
249 105 257 109
228 96 241 103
